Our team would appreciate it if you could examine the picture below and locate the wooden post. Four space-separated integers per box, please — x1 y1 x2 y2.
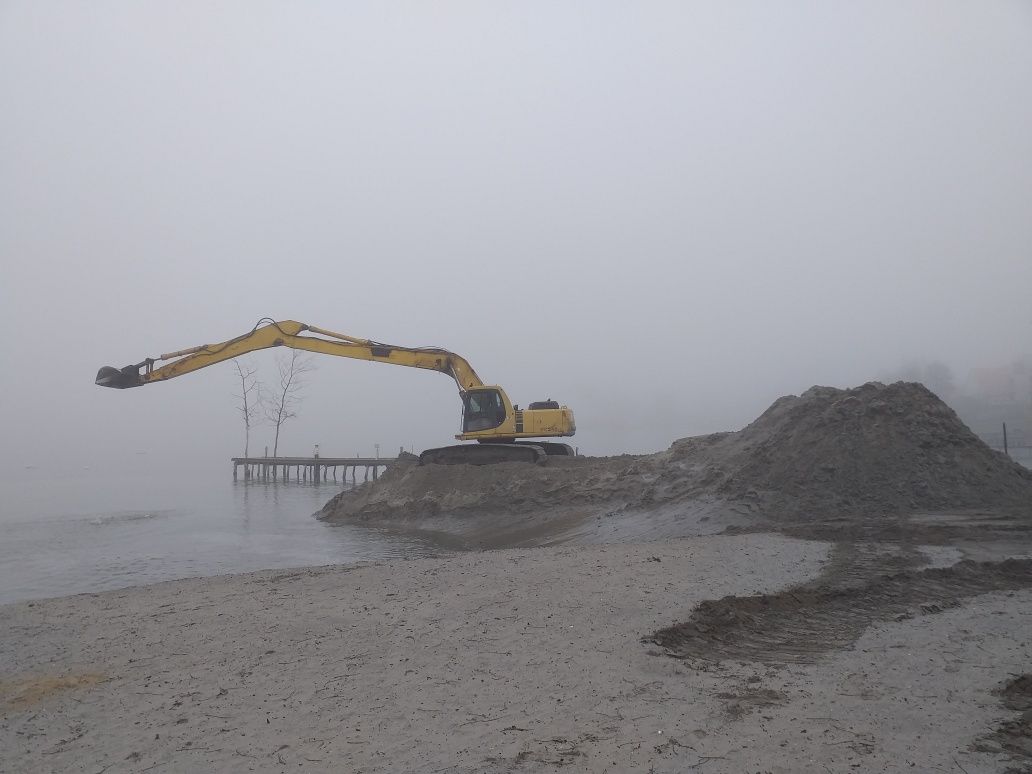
1003 422 1009 456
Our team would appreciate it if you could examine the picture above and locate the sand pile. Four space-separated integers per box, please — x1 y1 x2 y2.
320 454 642 524
657 381 1032 519
320 382 1032 529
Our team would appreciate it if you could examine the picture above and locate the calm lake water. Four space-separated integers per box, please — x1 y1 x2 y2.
0 462 437 606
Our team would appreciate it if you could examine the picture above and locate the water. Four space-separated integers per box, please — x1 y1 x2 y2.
0 464 437 605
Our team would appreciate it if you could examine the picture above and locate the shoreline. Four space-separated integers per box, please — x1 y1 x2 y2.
3 533 1029 773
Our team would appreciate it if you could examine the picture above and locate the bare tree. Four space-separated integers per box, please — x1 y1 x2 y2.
264 350 316 457
232 358 261 458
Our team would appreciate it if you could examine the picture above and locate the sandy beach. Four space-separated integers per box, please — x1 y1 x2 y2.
6 1 1032 769
5 384 1032 773
2 531 1031 774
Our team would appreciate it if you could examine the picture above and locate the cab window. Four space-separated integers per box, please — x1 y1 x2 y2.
463 390 506 432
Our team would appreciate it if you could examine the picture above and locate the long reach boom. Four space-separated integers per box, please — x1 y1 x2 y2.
96 319 485 391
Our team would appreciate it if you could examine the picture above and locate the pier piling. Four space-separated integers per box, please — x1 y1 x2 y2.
231 456 396 484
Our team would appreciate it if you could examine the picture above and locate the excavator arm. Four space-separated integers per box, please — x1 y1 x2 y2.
96 319 485 392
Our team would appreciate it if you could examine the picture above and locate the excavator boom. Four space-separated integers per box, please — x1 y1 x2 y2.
96 319 484 392
96 318 575 463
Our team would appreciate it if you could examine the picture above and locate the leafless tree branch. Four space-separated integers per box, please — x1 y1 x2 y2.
264 350 316 457
232 358 261 458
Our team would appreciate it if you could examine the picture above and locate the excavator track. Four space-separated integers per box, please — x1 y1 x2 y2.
419 443 546 466
516 441 575 457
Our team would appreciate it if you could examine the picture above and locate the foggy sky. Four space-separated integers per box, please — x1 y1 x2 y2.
1 2 1030 475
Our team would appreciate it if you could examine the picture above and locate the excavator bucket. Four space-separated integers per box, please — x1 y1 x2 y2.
95 366 142 389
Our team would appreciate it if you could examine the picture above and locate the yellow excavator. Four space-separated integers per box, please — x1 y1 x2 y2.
95 319 576 464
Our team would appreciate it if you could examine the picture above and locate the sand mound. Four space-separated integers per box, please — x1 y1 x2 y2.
320 382 1032 531
320 454 642 523
662 381 1032 519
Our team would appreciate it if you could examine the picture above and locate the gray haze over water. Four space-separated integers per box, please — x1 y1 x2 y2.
1 4 1030 597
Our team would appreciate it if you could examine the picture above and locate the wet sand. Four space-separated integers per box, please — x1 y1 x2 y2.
3 533 1030 773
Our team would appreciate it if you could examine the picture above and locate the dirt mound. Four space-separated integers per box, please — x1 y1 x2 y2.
320 455 642 524
689 381 1032 519
320 382 1032 533
646 558 1032 664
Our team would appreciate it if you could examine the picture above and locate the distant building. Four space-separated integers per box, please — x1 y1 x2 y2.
967 361 1032 406
957 359 1032 454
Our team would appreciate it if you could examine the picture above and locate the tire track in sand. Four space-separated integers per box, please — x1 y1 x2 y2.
647 558 1032 664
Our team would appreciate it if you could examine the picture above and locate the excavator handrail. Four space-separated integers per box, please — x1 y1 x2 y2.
96 318 485 391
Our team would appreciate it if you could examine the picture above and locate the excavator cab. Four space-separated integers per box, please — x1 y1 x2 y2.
461 388 507 433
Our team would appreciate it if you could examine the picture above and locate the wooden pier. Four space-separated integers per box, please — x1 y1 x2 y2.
232 456 398 483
